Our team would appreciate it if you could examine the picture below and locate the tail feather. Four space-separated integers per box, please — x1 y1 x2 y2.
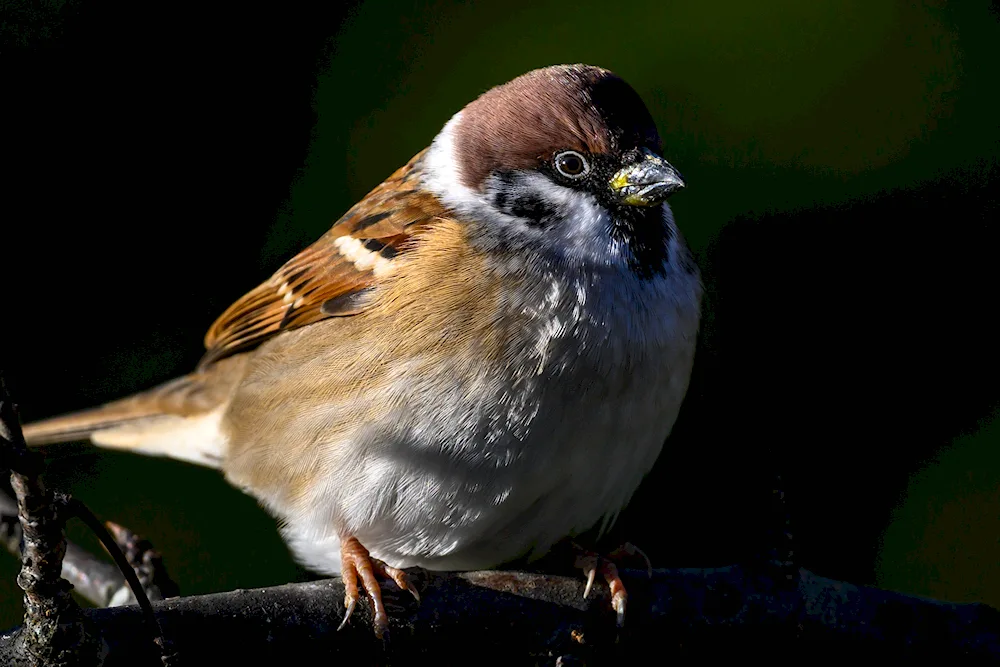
22 354 248 469
21 401 170 446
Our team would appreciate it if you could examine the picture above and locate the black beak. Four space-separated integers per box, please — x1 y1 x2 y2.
609 149 685 206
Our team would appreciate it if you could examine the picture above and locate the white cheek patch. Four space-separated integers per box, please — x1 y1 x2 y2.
516 173 606 232
422 110 625 269
422 111 482 214
513 172 622 265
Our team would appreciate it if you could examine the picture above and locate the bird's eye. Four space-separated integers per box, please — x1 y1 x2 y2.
554 151 589 178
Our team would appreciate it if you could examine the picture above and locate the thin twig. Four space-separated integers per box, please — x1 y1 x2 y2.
3 493 180 608
105 520 179 601
69 499 175 662
1 492 131 608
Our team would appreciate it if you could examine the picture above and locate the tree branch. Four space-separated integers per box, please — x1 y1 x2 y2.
2 375 174 665
104 521 179 602
2 493 179 608
1 377 104 666
2 563 997 664
1 492 133 608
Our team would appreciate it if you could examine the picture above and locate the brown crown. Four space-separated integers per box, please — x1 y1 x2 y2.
453 64 662 189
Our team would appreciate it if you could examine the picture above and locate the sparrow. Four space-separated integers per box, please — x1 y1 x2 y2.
23 64 702 636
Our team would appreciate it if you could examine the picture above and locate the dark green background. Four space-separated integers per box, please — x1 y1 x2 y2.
2 0 998 631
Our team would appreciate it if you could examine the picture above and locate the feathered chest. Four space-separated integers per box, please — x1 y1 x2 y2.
361 240 703 474
348 249 701 567
224 221 701 571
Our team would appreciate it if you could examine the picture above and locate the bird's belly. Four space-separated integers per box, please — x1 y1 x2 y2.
242 254 703 577
280 350 691 575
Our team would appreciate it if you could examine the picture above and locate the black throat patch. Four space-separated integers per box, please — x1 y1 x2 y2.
609 203 673 279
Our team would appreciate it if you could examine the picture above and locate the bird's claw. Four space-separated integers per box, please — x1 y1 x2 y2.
338 536 420 638
337 595 357 632
612 589 627 628
582 561 597 599
572 542 638 627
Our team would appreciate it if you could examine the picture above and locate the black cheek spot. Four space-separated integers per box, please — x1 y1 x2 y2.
363 238 386 253
491 171 518 211
509 193 559 227
493 188 510 211
490 170 560 228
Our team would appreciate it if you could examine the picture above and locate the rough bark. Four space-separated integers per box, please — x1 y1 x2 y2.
1 493 134 609
1 563 997 665
1 378 104 666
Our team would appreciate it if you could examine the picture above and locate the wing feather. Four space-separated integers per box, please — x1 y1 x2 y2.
200 149 445 367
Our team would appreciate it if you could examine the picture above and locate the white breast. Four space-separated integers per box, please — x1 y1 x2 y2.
283 239 702 575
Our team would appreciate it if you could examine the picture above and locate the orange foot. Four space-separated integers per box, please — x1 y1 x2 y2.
338 536 420 638
572 542 652 627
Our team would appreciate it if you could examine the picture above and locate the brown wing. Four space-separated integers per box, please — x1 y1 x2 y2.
199 149 444 368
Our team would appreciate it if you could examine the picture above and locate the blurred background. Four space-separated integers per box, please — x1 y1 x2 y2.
2 0 998 630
